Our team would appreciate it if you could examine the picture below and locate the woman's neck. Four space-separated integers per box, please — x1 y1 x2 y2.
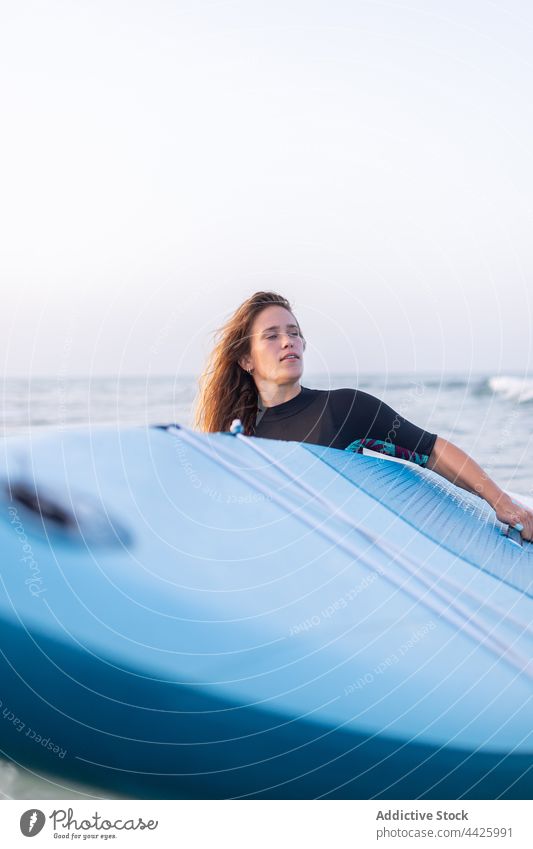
258 382 302 409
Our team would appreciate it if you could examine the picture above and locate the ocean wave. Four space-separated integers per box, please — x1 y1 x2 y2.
487 376 533 403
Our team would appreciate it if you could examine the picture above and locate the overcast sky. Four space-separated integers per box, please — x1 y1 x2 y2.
1 0 533 378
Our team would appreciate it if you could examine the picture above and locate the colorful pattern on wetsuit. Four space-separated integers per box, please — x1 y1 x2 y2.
345 438 430 467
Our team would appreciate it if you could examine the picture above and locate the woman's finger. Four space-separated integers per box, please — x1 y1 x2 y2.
515 508 533 541
524 512 533 541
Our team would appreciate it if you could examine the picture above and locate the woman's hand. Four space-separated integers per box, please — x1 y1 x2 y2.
426 438 533 541
491 493 533 541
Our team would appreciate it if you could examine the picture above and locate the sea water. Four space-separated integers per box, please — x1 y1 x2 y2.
1 372 532 798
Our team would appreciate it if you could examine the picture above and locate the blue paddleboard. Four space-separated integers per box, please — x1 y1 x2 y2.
0 424 532 798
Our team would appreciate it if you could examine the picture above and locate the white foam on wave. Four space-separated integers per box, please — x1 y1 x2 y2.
489 376 533 403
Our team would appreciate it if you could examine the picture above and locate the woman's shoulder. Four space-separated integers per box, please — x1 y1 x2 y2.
320 387 386 425
303 386 383 413
322 386 379 405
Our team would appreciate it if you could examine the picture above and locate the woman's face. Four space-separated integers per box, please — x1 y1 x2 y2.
241 305 305 384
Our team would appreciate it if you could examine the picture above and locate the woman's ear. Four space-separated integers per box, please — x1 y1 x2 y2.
238 356 252 372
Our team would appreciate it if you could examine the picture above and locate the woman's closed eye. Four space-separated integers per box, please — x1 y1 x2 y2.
267 332 300 339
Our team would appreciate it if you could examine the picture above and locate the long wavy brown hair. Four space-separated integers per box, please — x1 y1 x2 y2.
194 291 304 435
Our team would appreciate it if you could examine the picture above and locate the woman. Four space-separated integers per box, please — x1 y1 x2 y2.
195 291 533 540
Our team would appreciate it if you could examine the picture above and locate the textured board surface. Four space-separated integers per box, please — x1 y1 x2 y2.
306 443 533 593
0 425 532 799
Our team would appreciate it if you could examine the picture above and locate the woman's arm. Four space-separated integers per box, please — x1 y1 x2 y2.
425 436 533 541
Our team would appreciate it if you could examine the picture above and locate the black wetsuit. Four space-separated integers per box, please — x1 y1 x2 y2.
253 386 437 467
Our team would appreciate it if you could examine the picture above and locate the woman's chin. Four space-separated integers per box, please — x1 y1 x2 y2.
280 369 302 381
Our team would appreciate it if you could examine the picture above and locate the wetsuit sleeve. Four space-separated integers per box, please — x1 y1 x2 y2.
333 389 438 467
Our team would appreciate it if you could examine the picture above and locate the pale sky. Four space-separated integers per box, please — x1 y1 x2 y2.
1 0 533 378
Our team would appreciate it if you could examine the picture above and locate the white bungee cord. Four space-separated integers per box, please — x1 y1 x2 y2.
166 423 533 681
